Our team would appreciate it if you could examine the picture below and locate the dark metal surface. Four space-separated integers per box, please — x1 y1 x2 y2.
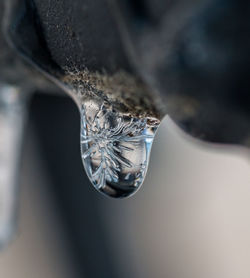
1 0 250 145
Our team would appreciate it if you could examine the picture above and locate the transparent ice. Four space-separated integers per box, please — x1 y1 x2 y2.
80 99 158 198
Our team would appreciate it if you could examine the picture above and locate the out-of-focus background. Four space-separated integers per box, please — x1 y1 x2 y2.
0 95 250 278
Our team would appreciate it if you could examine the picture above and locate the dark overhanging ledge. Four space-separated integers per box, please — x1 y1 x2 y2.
1 0 250 146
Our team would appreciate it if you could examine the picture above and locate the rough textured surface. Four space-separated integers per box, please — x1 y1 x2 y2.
62 70 163 121
33 0 132 73
2 0 250 145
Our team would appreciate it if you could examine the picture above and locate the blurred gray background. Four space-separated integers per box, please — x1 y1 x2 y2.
0 96 250 278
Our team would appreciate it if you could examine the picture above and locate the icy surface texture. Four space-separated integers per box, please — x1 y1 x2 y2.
80 100 158 198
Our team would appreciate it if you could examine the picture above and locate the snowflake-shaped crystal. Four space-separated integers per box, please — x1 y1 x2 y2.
80 103 154 191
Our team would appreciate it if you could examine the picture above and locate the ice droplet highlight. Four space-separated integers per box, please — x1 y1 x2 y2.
80 101 158 198
60 69 163 198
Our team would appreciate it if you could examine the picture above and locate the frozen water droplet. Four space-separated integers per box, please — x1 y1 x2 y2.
60 69 163 198
80 101 158 198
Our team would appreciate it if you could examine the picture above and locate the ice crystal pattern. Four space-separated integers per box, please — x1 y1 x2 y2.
80 103 157 198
